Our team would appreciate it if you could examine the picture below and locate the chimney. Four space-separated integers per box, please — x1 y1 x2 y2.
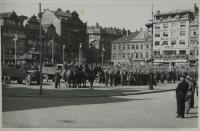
57 8 62 11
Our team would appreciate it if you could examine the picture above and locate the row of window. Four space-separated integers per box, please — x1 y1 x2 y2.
155 21 186 29
154 50 186 55
113 44 149 50
112 52 149 59
3 28 25 35
155 30 186 37
154 40 186 46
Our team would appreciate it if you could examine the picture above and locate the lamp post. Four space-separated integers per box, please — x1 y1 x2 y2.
62 45 65 64
39 3 43 95
13 33 18 65
51 36 54 64
149 3 154 90
79 42 82 65
101 44 105 66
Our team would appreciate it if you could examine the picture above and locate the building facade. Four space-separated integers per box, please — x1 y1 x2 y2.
151 7 198 66
111 31 151 64
41 8 88 63
1 11 27 64
87 23 129 64
189 4 199 66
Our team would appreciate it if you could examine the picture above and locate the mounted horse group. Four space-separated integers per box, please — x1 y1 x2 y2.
55 64 102 90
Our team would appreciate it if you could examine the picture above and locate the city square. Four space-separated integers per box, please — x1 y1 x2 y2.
1 0 199 129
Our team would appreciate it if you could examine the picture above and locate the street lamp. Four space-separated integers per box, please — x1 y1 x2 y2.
13 33 18 65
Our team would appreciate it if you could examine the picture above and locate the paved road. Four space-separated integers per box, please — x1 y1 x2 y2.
2 88 198 128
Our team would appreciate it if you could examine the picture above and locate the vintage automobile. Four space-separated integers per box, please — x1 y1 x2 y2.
24 68 41 85
42 64 63 81
2 64 26 84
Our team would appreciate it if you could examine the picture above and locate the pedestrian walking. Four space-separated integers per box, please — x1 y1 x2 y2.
176 75 188 118
54 68 61 88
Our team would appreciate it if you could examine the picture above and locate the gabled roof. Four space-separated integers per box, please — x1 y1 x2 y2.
0 12 11 18
112 32 139 43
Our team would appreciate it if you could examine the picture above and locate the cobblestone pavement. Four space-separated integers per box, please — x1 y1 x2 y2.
2 81 198 128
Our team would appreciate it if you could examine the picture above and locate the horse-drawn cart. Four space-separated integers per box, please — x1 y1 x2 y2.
2 65 26 84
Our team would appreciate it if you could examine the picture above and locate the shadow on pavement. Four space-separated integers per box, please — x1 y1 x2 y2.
2 84 151 112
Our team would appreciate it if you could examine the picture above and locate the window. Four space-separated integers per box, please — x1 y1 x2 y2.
180 21 186 27
155 24 160 29
155 33 160 37
164 50 176 55
127 45 130 50
123 45 126 50
162 41 168 45
131 53 134 58
146 52 149 58
136 45 138 50
123 53 125 58
193 32 196 36
141 52 143 58
163 32 168 37
118 45 121 49
179 50 186 54
171 32 177 37
132 45 135 49
154 51 160 55
180 31 186 36
179 40 185 45
171 40 176 45
163 23 168 28
113 45 116 50
190 50 195 56
135 52 138 58
127 53 130 57
155 41 160 46
140 45 143 49
146 45 149 49
171 22 177 27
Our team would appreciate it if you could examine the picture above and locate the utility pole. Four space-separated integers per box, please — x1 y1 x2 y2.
79 43 82 65
149 3 154 90
39 3 43 95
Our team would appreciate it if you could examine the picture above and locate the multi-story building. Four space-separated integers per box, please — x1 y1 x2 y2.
146 5 199 67
189 4 199 66
111 31 151 64
0 11 27 64
41 8 88 63
87 23 129 63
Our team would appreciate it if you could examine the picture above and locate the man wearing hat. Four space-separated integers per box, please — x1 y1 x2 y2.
176 75 189 118
54 68 61 88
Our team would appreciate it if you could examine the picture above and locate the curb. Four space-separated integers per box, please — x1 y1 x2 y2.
3 89 176 98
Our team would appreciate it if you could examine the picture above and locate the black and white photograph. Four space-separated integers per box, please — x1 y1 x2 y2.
0 0 199 129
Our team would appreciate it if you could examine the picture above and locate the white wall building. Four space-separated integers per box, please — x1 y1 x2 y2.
152 9 194 66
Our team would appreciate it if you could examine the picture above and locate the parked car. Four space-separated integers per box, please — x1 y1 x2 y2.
24 68 40 85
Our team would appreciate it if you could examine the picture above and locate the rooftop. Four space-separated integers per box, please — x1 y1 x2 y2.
154 9 193 16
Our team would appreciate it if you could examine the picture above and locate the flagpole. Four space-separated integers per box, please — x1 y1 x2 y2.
63 45 65 64
14 36 17 65
102 45 104 66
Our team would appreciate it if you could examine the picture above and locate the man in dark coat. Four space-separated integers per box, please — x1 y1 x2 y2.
176 76 189 118
54 68 61 88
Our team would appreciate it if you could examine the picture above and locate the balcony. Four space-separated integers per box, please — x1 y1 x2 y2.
153 54 188 60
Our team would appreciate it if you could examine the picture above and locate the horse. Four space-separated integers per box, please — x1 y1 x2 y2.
62 68 76 88
85 65 102 91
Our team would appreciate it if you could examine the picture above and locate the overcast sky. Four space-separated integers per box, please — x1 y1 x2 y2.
0 0 198 31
